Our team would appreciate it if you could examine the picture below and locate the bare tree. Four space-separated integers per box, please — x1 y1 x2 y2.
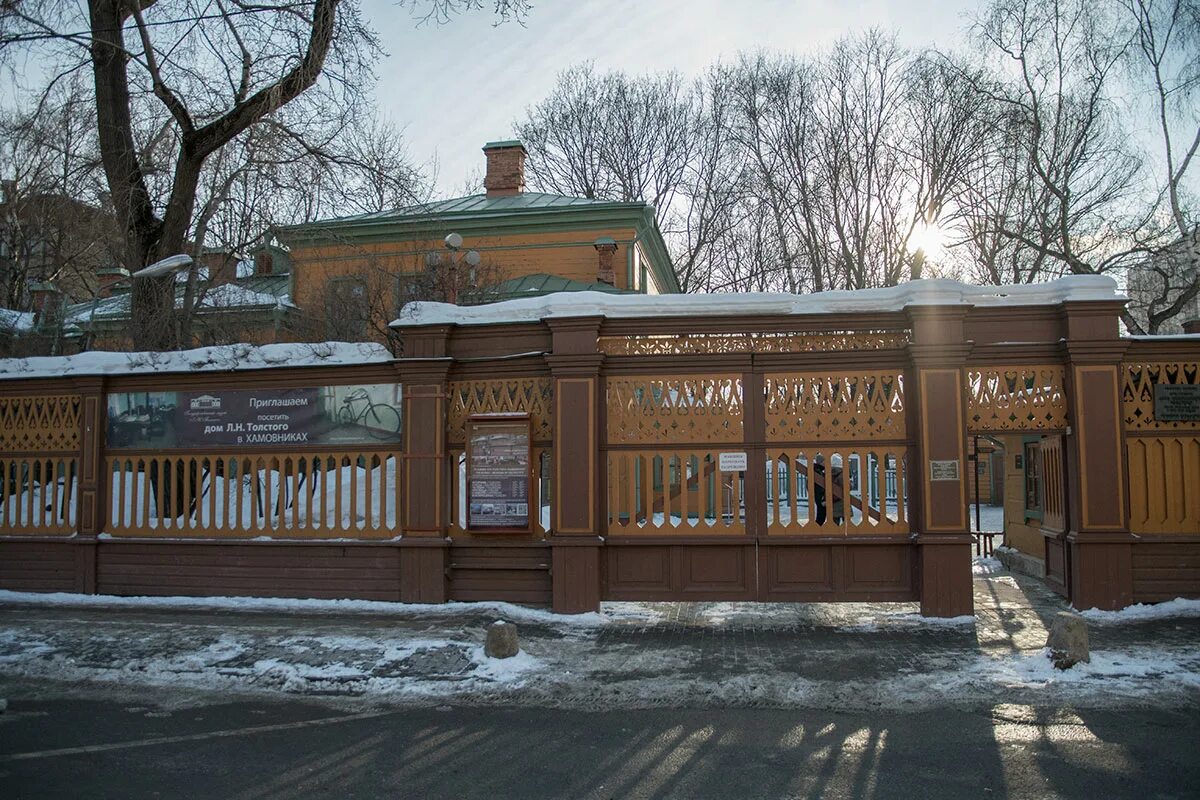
966 0 1156 330
517 64 700 223
0 77 117 308
1119 0 1200 332
1 0 520 350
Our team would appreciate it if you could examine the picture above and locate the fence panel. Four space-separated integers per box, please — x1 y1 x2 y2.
764 448 908 534
106 451 402 538
1127 436 1200 534
0 456 78 535
0 393 82 536
606 449 746 535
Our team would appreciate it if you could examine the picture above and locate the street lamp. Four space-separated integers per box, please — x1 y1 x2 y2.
426 233 481 304
84 254 194 349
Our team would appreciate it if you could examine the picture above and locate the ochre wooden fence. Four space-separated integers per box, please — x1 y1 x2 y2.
0 277 1197 614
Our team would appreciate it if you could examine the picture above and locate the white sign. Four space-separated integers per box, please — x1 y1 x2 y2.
718 451 748 472
930 459 960 481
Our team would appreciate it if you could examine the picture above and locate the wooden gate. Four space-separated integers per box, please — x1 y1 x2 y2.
599 342 916 602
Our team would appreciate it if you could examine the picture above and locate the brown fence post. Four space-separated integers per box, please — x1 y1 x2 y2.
742 370 766 541
907 306 974 617
71 376 104 594
546 316 604 613
1062 300 1133 610
398 325 452 603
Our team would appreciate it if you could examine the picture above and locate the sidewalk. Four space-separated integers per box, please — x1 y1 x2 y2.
1 561 1198 711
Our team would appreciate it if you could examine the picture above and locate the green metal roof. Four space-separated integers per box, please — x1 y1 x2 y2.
289 192 646 227
470 273 632 303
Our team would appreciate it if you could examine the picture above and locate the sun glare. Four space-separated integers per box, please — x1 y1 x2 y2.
910 221 948 260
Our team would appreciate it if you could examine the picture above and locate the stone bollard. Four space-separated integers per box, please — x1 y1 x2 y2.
485 620 520 659
1045 612 1090 669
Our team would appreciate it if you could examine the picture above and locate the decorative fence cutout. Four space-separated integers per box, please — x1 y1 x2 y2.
966 367 1067 431
765 372 905 442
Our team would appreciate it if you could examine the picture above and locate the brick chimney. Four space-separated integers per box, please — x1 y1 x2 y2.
255 250 273 276
594 237 618 286
29 281 63 329
96 267 130 298
483 140 527 198
1183 318 1200 335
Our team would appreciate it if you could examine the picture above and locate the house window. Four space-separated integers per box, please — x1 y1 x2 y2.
1023 438 1042 521
325 276 368 340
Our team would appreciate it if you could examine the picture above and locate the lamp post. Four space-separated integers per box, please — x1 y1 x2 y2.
84 255 193 350
426 233 481 304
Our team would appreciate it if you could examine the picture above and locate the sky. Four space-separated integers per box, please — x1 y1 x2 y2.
367 0 982 193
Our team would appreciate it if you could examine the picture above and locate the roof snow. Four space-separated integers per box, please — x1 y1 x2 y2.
0 341 392 381
0 308 36 334
392 275 1126 328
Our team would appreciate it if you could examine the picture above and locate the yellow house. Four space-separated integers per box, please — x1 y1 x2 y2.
276 141 679 343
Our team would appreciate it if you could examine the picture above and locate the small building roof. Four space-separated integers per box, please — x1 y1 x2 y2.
276 191 681 294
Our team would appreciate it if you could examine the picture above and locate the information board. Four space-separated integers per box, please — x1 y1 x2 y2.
467 417 532 532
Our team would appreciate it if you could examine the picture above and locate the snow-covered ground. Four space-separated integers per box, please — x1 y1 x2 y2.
2 573 1198 712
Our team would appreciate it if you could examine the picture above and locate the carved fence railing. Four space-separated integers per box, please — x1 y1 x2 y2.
106 450 402 538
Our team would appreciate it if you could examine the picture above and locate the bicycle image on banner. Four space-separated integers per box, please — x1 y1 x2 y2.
106 383 402 449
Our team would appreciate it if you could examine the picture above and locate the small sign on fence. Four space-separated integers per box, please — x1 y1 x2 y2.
718 451 748 472
1155 384 1200 421
930 459 960 481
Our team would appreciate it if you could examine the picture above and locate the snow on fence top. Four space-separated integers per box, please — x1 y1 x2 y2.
0 341 392 381
393 274 1125 328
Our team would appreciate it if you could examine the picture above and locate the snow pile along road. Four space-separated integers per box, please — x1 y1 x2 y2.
1 585 1198 711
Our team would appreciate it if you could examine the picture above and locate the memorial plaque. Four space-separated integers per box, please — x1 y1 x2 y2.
930 459 960 481
1154 384 1200 422
467 416 532 532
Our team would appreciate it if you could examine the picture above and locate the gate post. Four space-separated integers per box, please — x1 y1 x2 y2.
72 376 104 594
1062 300 1133 610
398 325 452 603
907 306 974 617
545 316 604 613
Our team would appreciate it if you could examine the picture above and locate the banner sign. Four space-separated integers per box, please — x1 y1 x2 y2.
106 383 402 449
467 418 531 531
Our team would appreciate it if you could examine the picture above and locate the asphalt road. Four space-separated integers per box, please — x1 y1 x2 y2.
0 681 1196 799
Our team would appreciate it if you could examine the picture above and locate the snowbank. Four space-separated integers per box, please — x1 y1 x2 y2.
0 341 393 381
1081 597 1200 623
393 274 1124 327
0 588 643 628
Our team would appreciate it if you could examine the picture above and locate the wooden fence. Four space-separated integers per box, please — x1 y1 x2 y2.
0 280 1196 613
